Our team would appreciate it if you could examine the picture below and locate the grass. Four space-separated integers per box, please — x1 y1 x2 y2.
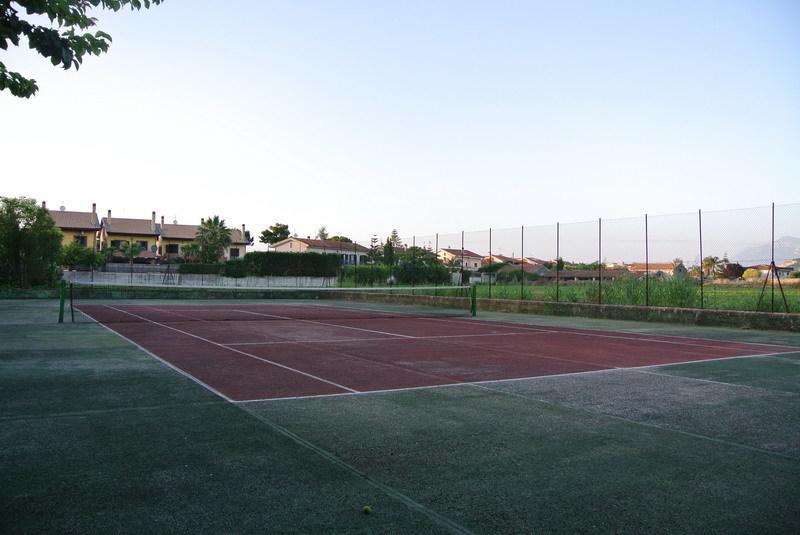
477 278 800 312
3 299 800 533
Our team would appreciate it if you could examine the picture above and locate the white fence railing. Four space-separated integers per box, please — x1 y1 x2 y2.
63 271 336 288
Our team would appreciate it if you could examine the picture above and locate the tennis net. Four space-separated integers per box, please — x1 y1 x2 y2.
67 283 477 324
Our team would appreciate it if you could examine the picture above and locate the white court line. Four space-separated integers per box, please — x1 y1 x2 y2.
222 331 535 347
236 349 800 403
306 300 797 352
75 307 235 402
232 308 416 339
103 305 358 393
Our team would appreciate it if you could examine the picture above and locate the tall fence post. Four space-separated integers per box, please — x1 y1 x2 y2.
555 222 560 303
771 203 775 312
598 217 602 305
58 279 65 324
520 226 524 300
461 231 465 285
435 233 439 295
645 213 649 307
412 236 416 291
698 209 704 309
488 228 492 299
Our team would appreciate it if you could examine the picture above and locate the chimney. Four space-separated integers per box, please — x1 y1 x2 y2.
41 201 46 209
161 216 165 225
107 209 111 218
201 218 205 224
242 224 246 235
92 203 96 213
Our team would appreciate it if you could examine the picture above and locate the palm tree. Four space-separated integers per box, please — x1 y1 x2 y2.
120 241 144 267
702 256 719 278
181 242 201 263
196 216 231 264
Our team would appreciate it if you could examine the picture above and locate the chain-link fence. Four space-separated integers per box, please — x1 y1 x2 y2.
316 203 798 313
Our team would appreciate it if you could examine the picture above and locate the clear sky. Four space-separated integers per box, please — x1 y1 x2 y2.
2 0 799 249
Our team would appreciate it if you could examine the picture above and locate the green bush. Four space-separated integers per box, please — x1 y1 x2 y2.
743 268 762 280
222 260 247 278
790 271 800 279
243 251 339 277
178 263 222 275
339 265 392 285
496 270 540 283
394 258 450 285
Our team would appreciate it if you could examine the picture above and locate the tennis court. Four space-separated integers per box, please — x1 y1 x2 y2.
74 297 797 402
4 294 800 533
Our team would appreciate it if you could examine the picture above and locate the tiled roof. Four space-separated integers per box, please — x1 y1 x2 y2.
627 263 675 272
102 217 158 236
48 210 100 230
438 248 483 259
160 224 249 244
283 237 369 252
540 269 629 279
160 223 199 240
485 254 517 264
497 263 549 273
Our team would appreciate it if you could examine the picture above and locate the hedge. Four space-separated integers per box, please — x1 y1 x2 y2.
243 251 339 277
178 263 222 275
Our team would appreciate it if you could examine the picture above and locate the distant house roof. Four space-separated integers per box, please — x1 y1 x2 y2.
485 254 517 264
48 210 100 230
438 248 482 259
102 217 158 236
497 263 549 274
540 269 629 280
523 257 547 265
160 223 198 240
160 223 249 245
275 237 370 253
627 263 675 272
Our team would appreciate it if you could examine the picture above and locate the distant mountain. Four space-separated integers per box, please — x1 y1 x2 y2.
734 236 800 265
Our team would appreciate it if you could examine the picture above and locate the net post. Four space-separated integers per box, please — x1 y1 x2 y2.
470 284 477 317
58 279 65 323
461 231 465 285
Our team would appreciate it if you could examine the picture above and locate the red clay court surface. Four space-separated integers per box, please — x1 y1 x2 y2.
76 303 798 402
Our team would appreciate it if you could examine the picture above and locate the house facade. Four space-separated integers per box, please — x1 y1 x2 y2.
627 262 686 278
272 237 370 265
437 248 483 270
99 210 161 259
44 201 101 250
158 217 249 260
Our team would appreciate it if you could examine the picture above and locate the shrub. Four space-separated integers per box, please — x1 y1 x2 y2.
222 260 247 278
394 258 450 285
496 270 540 283
243 251 339 277
340 265 392 285
178 263 222 275
790 271 800 279
743 268 762 280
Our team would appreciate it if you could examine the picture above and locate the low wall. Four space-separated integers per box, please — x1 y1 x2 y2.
0 288 61 299
63 271 336 288
477 298 800 332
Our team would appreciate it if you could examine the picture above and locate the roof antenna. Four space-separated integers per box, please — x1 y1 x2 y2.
173 215 177 224
59 201 66 211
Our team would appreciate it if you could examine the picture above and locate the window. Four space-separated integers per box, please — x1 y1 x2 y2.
229 248 240 258
138 241 148 249
166 244 179 254
73 235 87 246
110 240 124 248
